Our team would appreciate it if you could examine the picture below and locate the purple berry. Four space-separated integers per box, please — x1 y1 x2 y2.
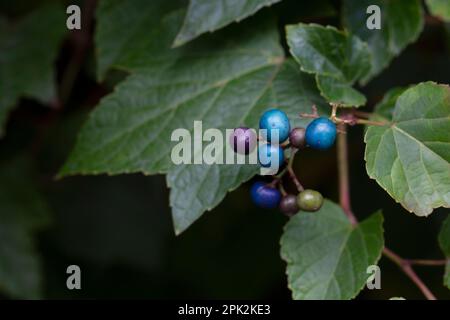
279 194 299 216
230 127 257 155
289 127 306 149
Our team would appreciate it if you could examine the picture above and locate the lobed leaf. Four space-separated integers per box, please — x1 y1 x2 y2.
342 0 424 83
365 82 450 216
286 23 371 107
64 9 328 234
95 0 184 79
0 158 51 299
371 87 407 122
426 0 450 22
173 0 282 47
280 200 384 300
0 4 66 136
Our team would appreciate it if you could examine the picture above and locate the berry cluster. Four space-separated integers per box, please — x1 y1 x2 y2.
231 108 337 216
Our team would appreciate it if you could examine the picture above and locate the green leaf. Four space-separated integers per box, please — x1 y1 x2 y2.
64 12 328 234
280 200 384 300
426 0 450 22
371 87 407 122
0 159 50 231
95 0 184 79
0 158 51 299
438 215 450 289
365 82 450 216
342 0 424 83
286 23 370 107
0 223 42 299
173 0 282 47
0 4 66 136
316 75 367 107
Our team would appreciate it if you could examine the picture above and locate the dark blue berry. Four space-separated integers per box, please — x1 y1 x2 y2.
229 127 257 155
250 181 281 209
259 109 290 143
305 117 337 150
258 142 284 168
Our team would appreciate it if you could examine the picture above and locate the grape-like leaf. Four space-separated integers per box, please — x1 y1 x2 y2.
286 23 370 107
342 0 424 83
280 200 384 300
0 4 66 136
316 75 366 107
0 158 51 299
426 0 450 22
438 215 450 289
173 0 282 47
365 82 450 216
95 0 184 79
371 87 407 122
63 10 328 234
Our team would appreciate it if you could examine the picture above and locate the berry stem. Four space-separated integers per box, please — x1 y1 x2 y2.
350 110 372 119
336 124 357 225
352 118 388 126
279 183 287 197
286 149 304 192
268 169 286 188
299 105 388 127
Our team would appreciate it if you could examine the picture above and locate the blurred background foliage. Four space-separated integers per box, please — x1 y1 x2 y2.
0 0 449 299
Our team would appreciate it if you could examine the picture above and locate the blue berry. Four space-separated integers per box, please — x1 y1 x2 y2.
258 143 284 168
250 181 281 209
259 109 290 143
305 117 337 150
229 127 257 155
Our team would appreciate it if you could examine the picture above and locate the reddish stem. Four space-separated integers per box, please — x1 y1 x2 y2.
408 259 447 266
382 248 437 300
336 124 357 225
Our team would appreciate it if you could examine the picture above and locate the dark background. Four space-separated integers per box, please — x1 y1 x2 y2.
1 0 449 299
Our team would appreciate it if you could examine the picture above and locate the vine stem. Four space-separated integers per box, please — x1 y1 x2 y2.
336 122 438 300
336 124 357 225
382 248 437 300
300 106 388 127
408 259 447 266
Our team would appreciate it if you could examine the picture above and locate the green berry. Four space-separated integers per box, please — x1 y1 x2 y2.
297 189 323 212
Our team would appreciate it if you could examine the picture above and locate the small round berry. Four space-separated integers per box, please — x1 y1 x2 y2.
258 143 285 168
279 194 299 216
296 189 324 212
259 109 290 143
289 127 306 149
250 181 282 209
305 117 337 150
229 127 257 155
